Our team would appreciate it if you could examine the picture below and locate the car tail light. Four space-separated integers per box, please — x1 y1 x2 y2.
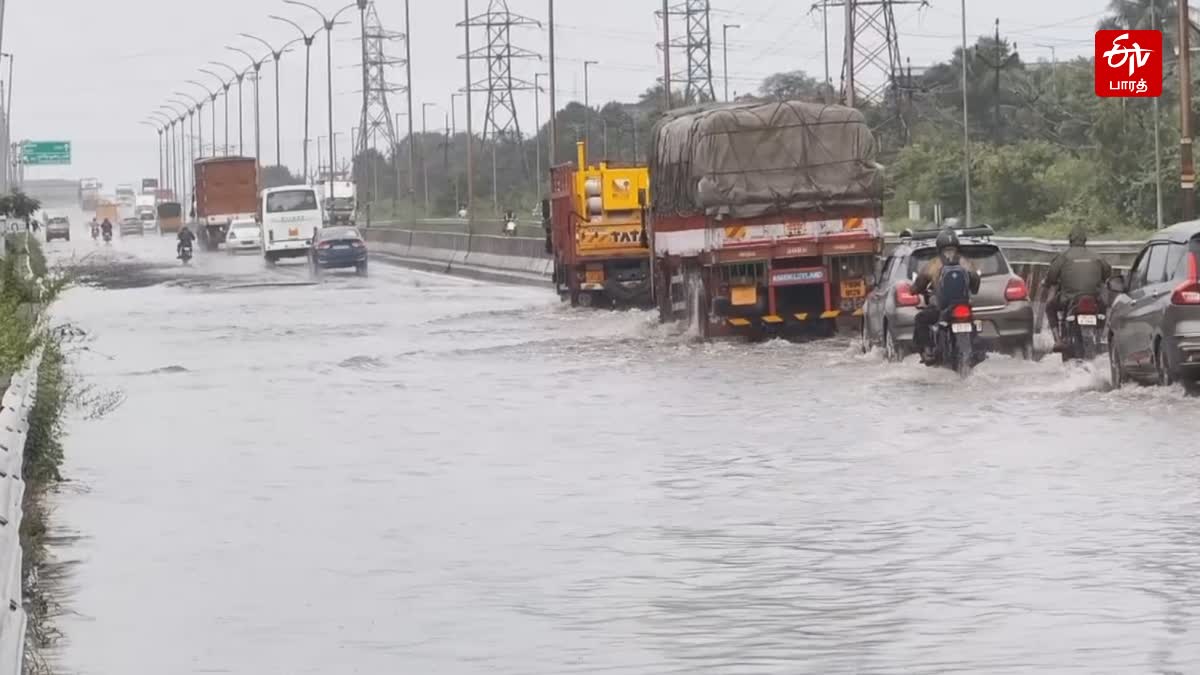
951 304 972 321
351 240 364 248
1005 276 1028 301
1075 295 1099 314
895 281 920 307
1172 252 1200 305
317 241 332 250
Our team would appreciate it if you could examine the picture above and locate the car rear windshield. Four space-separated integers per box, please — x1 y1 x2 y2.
266 190 319 213
907 244 1010 277
317 227 361 241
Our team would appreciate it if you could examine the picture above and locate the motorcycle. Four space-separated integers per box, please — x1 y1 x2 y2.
928 302 984 377
1058 294 1104 362
179 242 193 265
91 225 99 241
102 230 112 244
503 220 517 236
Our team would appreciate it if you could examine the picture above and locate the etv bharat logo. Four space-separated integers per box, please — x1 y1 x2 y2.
1095 30 1162 98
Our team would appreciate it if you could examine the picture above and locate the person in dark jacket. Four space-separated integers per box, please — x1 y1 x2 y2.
911 229 982 362
176 226 196 258
1040 224 1112 351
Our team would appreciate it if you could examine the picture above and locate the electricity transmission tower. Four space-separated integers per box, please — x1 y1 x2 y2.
817 0 925 146
657 0 716 104
355 0 408 214
458 0 541 213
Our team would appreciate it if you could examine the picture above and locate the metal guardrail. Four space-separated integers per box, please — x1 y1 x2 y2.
0 348 42 673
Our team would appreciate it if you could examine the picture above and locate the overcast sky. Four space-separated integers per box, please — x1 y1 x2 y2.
6 0 1106 188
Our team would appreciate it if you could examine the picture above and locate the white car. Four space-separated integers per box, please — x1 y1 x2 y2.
225 219 263 254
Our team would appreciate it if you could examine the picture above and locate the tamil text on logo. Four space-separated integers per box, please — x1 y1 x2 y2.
1095 30 1162 98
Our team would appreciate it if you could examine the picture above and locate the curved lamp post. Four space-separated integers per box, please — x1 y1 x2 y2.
199 69 233 155
227 46 271 169
283 0 358 196
140 120 165 189
209 60 247 155
240 33 303 168
270 15 321 181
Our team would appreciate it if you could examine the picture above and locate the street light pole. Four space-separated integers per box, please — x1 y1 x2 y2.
186 80 218 157
227 46 268 168
241 34 303 169
548 0 558 168
272 16 320 180
141 121 164 189
959 0 972 226
284 0 358 200
201 68 234 155
210 61 246 154
175 91 205 166
422 102 436 215
584 60 598 166
722 24 740 102
534 72 547 202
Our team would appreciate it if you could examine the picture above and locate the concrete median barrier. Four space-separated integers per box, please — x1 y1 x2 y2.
364 227 552 286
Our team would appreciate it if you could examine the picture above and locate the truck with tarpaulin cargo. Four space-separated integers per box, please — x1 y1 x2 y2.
648 100 885 339
194 156 259 250
544 140 653 308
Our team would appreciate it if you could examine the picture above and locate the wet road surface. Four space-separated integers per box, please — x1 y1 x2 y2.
35 215 1200 674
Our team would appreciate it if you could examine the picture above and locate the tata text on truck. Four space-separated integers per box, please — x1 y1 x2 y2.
194 156 258 250
648 101 884 340
545 141 652 308
321 180 357 225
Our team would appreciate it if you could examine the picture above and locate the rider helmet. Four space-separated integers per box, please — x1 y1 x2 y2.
1068 224 1088 246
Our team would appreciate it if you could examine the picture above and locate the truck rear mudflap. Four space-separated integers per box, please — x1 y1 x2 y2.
560 258 654 309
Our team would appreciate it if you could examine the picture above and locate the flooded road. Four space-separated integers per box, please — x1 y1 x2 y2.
36 218 1200 674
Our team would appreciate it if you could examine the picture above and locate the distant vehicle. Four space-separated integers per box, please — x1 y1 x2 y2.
79 177 101 211
157 201 183 235
309 225 367 276
116 184 137 207
94 201 119 225
119 217 143 236
141 178 159 195
225 218 262 254
320 180 357 225
1107 220 1200 391
44 216 70 242
861 225 1034 361
261 185 322 264
195 156 259 250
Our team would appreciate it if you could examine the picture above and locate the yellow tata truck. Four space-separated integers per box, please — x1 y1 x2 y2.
544 141 653 308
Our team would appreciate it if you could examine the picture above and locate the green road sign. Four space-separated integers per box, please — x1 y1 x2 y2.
21 141 71 166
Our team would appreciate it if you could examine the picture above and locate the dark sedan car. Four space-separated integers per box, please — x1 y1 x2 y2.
1107 220 1200 391
310 226 368 276
861 225 1034 361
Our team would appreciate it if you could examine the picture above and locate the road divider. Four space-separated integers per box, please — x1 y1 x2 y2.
364 228 552 286
0 348 43 673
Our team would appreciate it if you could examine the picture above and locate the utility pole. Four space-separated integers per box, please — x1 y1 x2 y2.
405 0 416 216
535 72 547 202
1181 0 1195 220
422 102 436 214
661 0 671 110
464 0 474 232
844 0 855 107
584 60 597 164
960 0 972 226
548 0 558 168
1151 1 1164 228
722 23 739 102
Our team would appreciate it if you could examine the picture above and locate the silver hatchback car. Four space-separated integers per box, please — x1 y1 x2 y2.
862 225 1035 360
1107 220 1200 390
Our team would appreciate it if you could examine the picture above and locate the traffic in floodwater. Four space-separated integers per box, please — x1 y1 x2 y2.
24 205 1200 675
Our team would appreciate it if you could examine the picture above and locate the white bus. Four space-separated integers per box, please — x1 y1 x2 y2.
260 185 323 263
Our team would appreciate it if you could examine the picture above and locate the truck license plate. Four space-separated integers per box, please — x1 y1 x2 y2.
1076 314 1098 326
840 279 867 299
951 322 973 334
585 269 605 284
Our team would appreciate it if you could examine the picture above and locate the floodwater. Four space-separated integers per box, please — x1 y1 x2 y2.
34 214 1200 674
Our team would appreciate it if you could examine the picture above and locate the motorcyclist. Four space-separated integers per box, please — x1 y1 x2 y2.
90 218 100 239
910 228 982 363
177 226 196 258
503 210 517 236
100 219 113 239
1041 224 1112 352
